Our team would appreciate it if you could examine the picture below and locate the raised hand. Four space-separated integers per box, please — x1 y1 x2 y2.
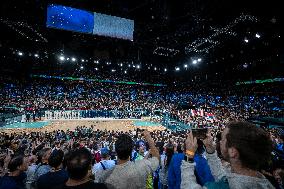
202 129 216 154
185 131 198 157
142 130 152 141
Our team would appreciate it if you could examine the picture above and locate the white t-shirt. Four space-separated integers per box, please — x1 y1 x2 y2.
97 157 159 189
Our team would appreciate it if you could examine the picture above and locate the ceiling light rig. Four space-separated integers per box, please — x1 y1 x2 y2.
186 39 220 53
9 47 210 74
185 14 258 54
153 47 180 57
0 18 48 43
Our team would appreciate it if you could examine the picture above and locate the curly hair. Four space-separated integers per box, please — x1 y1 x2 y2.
226 121 273 170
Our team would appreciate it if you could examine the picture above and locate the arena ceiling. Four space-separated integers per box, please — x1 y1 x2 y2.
0 0 281 82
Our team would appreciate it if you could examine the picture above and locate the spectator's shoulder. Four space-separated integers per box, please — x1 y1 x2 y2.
172 153 184 160
0 176 18 189
138 157 159 170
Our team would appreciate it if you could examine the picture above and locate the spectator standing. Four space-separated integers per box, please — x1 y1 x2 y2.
60 148 107 189
181 121 275 189
0 155 29 189
96 131 159 189
37 150 68 189
168 145 184 189
92 148 115 181
160 143 174 189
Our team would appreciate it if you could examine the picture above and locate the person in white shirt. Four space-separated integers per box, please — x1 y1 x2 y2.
96 130 159 189
92 147 116 180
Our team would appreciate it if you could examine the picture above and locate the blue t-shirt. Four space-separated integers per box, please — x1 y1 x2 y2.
37 169 69 189
0 173 26 189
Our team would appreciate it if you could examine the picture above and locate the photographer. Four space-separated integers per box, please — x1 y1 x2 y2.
181 121 275 189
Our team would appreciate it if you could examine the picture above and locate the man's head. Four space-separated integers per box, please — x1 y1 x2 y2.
38 147 52 163
8 155 29 173
138 145 145 155
115 134 134 160
100 148 110 159
54 141 60 149
48 150 64 169
65 148 92 180
28 155 37 164
136 141 146 155
220 121 272 170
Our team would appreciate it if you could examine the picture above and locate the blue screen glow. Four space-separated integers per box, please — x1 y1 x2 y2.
46 4 134 40
46 4 94 34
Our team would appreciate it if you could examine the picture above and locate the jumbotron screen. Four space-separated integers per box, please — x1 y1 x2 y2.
93 13 134 41
46 4 134 40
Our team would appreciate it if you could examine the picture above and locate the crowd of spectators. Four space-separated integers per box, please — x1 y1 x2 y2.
0 76 283 189
1 77 283 127
0 122 283 189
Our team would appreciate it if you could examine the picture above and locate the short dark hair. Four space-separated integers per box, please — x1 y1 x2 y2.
48 150 64 168
65 148 92 180
176 144 183 153
38 147 51 158
226 121 273 170
8 155 24 172
115 134 134 160
165 143 174 167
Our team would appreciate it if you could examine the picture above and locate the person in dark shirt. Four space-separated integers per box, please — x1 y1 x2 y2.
37 150 68 189
0 155 29 189
60 148 108 189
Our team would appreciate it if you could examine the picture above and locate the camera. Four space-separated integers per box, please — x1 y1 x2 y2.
191 128 208 139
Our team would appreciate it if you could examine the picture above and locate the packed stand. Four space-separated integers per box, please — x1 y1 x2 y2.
0 121 283 189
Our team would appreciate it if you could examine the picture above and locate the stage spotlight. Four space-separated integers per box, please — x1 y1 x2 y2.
34 54 39 58
243 64 248 68
81 59 85 62
94 60 99 64
244 38 249 43
132 65 136 68
164 68 167 72
18 51 23 56
95 68 98 71
66 58 70 61
198 58 202 62
255 33 260 38
80 66 84 70
154 67 157 71
175 67 180 71
120 63 123 67
111 69 116 72
192 60 197 64
71 57 76 62
59 55 65 61
128 64 131 67
137 65 140 69
124 70 127 74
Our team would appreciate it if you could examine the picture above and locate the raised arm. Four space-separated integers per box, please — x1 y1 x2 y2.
202 131 226 180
